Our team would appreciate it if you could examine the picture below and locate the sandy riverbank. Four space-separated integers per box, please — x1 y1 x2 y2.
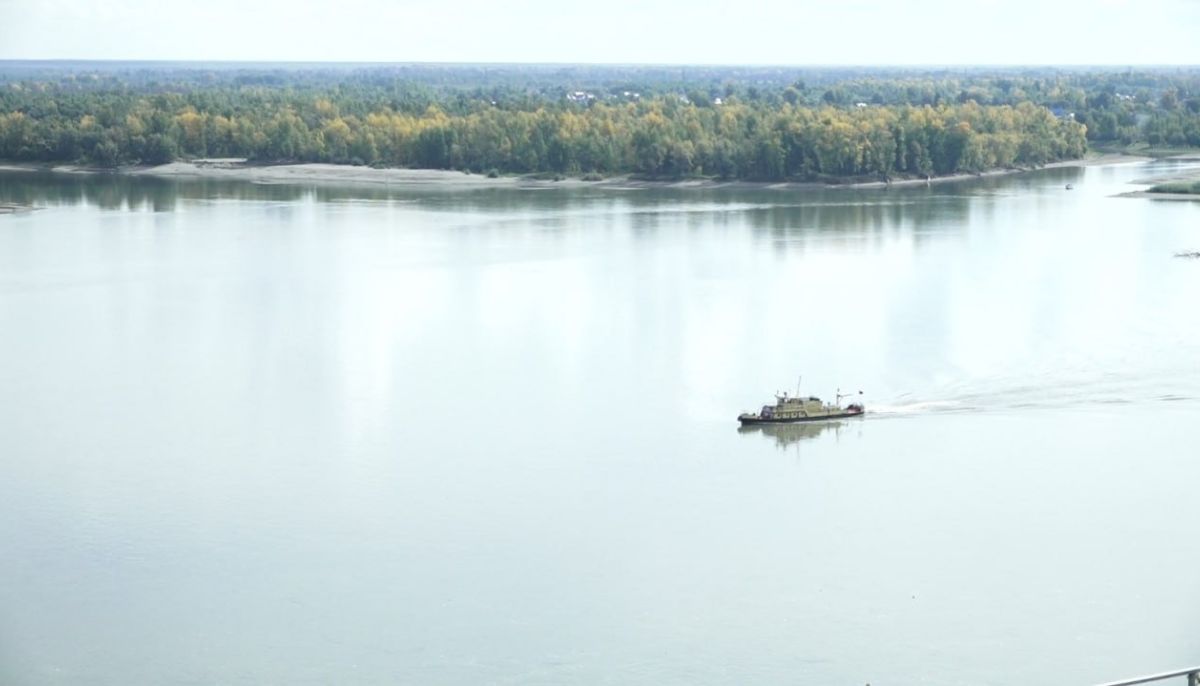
0 153 1153 192
1114 154 1200 200
1118 191 1200 201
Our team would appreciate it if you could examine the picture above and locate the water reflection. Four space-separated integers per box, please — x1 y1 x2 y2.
737 419 851 449
0 170 309 211
0 169 983 239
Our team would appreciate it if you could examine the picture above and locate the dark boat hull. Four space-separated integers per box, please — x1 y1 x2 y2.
738 409 864 425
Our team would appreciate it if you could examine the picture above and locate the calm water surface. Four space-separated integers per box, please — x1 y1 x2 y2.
1 163 1198 685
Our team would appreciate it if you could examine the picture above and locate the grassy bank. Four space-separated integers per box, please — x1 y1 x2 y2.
1148 179 1200 194
1092 143 1200 158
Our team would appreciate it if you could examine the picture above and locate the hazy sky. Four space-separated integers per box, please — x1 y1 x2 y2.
2 0 1199 65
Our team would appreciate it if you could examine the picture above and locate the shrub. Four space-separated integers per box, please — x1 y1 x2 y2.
1148 180 1200 194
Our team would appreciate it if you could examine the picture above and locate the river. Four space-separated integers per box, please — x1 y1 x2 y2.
1 162 1198 685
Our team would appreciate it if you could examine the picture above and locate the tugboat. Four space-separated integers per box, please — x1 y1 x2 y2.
738 386 864 425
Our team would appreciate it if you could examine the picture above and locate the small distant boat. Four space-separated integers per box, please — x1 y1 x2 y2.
1065 183 1074 190
738 386 864 425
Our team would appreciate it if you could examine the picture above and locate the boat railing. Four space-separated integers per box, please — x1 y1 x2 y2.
1093 666 1200 686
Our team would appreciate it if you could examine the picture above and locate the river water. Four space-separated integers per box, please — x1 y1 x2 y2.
1 163 1198 685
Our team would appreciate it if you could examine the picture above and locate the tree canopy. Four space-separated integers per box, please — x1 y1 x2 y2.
3 64 1194 179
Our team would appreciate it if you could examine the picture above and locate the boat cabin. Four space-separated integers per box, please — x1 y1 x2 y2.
760 393 830 420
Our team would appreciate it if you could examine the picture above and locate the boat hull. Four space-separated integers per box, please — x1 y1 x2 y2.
738 409 864 425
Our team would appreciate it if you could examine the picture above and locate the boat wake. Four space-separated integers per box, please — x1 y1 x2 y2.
873 369 1198 418
868 399 971 416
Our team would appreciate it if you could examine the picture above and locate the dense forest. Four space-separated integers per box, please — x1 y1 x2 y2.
1 63 1197 181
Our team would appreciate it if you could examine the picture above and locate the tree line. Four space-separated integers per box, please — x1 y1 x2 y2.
0 78 1091 180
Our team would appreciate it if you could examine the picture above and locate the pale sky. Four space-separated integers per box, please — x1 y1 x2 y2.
1 0 1198 65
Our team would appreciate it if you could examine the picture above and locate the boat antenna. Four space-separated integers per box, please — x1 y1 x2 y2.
796 375 802 398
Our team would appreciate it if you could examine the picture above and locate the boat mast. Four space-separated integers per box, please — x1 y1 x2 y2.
837 389 864 404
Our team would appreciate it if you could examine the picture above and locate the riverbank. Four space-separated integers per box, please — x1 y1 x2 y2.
1116 154 1200 200
1120 190 1200 201
0 202 34 214
0 153 1150 192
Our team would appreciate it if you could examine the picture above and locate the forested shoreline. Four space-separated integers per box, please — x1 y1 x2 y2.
3 64 1197 181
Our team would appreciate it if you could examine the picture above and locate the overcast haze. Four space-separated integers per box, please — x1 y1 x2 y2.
1 0 1199 64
